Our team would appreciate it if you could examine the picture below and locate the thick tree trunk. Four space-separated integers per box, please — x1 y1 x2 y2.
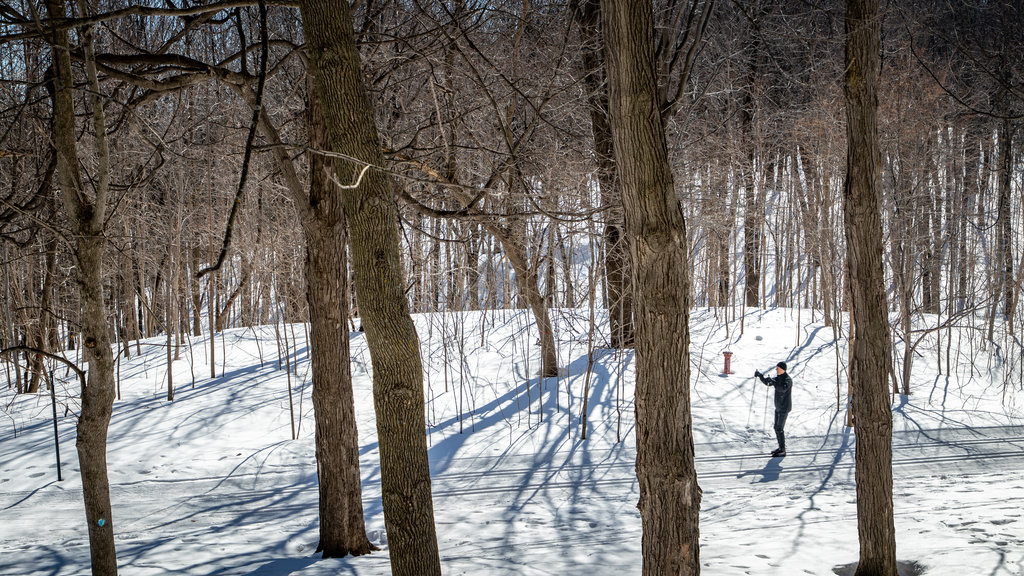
843 0 898 574
302 81 374 558
740 50 763 309
299 2 441 574
302 210 374 558
738 13 767 310
573 0 634 348
46 0 118 572
76 236 119 576
602 2 700 574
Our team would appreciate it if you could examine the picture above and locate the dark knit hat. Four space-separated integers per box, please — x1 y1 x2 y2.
776 361 787 371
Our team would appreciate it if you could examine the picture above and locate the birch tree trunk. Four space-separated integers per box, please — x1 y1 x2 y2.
602 1 700 573
843 0 898 573
299 2 441 574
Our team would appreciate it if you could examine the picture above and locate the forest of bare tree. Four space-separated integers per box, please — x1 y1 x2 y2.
1 1 1021 575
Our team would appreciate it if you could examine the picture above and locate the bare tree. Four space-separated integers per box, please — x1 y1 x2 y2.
601 1 709 573
302 78 375 557
843 0 897 573
44 0 120 572
299 1 441 574
380 1 573 377
572 0 634 348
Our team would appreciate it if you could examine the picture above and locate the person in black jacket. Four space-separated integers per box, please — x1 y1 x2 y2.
755 361 792 457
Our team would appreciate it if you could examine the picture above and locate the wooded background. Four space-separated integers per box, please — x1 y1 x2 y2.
2 0 1020 393
1 2 1021 575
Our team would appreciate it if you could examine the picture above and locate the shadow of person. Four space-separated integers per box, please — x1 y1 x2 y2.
736 458 783 483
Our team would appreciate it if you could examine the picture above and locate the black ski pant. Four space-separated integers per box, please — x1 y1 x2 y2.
773 410 789 452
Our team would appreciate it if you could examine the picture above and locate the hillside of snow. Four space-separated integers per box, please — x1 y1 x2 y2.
1 307 1022 575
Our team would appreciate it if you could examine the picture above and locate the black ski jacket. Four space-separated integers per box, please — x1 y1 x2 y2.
758 371 792 413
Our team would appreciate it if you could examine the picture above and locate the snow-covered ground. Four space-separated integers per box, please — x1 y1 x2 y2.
1 308 1022 575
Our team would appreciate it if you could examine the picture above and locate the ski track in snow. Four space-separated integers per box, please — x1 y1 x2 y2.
2 427 1022 576
1 310 1022 576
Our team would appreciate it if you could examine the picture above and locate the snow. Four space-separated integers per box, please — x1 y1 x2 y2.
1 308 1022 575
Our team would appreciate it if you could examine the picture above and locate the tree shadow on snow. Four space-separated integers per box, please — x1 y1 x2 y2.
832 560 926 576
230 556 322 575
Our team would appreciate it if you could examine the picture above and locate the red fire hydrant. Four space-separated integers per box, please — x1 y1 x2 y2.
722 351 734 375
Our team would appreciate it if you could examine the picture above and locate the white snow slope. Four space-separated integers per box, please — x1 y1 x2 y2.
1 307 1022 575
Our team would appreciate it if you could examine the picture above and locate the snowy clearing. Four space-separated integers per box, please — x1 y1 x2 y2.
1 308 1022 575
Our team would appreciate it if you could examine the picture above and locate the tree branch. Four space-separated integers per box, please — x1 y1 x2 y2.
0 0 298 46
0 345 86 392
197 0 268 279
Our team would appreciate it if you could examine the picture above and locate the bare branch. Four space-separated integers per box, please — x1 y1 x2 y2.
0 0 298 46
0 345 86 392
197 0 269 279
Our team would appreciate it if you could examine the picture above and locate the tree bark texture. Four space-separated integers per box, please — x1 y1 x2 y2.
843 0 898 574
601 2 701 574
46 0 118 573
228 66 375 557
299 2 441 574
302 80 374 558
74 237 119 576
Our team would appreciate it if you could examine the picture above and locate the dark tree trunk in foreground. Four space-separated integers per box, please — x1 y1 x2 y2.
573 0 634 348
843 0 898 574
602 1 701 574
46 1 118 573
302 82 375 558
299 1 441 574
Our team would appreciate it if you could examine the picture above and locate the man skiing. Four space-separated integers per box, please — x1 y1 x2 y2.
755 362 792 457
